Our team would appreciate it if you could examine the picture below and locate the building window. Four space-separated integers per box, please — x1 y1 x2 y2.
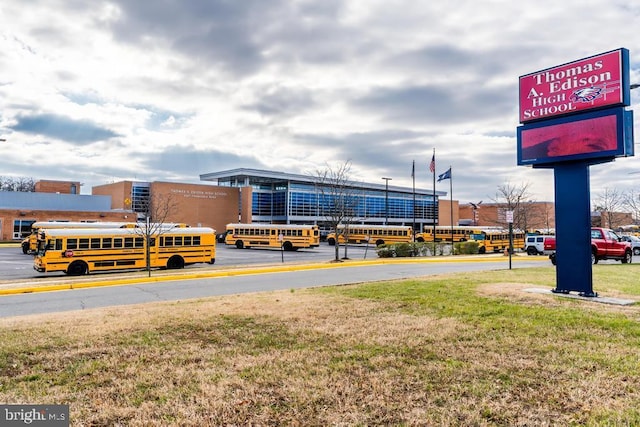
13 219 36 240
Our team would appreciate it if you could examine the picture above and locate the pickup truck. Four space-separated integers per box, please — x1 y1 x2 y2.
549 227 632 265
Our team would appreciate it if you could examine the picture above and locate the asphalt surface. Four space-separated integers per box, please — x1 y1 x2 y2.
0 242 548 296
2 242 636 317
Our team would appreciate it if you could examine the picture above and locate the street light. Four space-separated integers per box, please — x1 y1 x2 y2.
382 177 392 225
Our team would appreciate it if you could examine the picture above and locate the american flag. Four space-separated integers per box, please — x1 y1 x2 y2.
429 154 435 173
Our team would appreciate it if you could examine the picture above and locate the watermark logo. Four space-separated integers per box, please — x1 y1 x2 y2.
1 405 69 426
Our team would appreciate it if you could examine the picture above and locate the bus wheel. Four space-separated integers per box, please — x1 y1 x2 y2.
526 246 538 256
376 239 385 246
209 258 216 264
283 241 294 251
478 247 486 254
327 238 335 246
167 255 185 269
21 242 29 254
67 261 88 276
235 240 244 249
416 237 424 242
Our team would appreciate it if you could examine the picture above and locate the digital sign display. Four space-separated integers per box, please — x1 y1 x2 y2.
517 107 633 166
519 48 629 123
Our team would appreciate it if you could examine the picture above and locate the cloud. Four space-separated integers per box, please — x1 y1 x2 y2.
9 113 120 144
0 0 639 207
242 85 318 118
140 145 267 178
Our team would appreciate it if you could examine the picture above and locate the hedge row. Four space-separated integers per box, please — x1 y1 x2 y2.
376 241 480 257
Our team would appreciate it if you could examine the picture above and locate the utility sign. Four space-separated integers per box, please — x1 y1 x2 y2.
506 210 514 224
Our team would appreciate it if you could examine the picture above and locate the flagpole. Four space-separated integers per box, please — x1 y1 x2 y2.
449 166 453 254
431 149 436 252
412 160 416 241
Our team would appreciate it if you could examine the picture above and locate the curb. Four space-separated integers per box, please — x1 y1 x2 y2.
0 255 549 296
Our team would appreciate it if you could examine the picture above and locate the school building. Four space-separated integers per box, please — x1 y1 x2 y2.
0 170 460 241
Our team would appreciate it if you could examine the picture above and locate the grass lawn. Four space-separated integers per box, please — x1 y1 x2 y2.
1 264 640 425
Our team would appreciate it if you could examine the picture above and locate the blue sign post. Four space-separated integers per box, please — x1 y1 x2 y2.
551 161 598 296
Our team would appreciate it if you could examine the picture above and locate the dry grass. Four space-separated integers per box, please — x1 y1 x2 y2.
1 266 640 425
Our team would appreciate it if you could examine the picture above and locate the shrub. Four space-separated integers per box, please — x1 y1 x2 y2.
376 242 432 258
394 243 413 257
376 245 395 258
454 241 479 255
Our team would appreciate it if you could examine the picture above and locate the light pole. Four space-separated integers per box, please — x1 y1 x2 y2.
382 177 392 225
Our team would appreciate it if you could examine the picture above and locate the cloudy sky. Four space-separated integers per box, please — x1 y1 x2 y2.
1 0 639 205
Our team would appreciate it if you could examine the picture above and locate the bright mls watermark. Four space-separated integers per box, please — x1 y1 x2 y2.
1 405 69 426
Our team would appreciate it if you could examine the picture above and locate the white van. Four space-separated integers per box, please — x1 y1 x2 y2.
524 235 554 255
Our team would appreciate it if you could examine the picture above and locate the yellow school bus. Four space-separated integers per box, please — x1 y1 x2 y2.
224 223 320 250
326 224 414 246
416 226 483 242
22 221 190 254
33 226 215 275
21 221 139 255
470 229 525 254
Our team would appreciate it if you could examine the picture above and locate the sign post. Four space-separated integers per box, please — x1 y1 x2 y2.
506 210 514 270
364 235 370 259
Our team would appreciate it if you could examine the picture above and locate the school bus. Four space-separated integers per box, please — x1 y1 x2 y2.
417 226 508 243
224 223 320 251
326 224 414 246
22 221 190 254
416 226 484 242
21 221 140 255
469 229 525 254
33 226 215 275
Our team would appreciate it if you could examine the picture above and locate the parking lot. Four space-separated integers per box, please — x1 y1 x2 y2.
0 242 378 282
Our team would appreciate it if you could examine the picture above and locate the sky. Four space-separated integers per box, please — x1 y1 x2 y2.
1 0 640 206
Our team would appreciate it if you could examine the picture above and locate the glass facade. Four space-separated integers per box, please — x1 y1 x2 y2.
205 170 441 230
131 182 150 214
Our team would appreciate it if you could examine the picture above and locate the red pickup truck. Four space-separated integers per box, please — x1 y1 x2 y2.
548 227 632 265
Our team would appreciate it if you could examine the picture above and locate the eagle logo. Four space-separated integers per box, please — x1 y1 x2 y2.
570 86 603 103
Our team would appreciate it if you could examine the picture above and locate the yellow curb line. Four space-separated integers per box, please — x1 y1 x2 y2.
0 256 549 296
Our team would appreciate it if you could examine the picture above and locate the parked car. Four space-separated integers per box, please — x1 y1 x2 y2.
620 235 640 256
549 227 632 265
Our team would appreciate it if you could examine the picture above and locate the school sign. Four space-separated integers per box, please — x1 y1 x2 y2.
519 49 629 123
516 48 635 297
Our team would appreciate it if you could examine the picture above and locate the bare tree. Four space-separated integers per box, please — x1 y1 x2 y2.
492 181 538 231
133 192 180 276
0 176 35 192
593 187 624 228
15 177 36 192
622 188 640 224
314 160 360 262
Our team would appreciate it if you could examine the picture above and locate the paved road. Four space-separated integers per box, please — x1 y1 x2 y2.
4 242 632 318
0 255 547 318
